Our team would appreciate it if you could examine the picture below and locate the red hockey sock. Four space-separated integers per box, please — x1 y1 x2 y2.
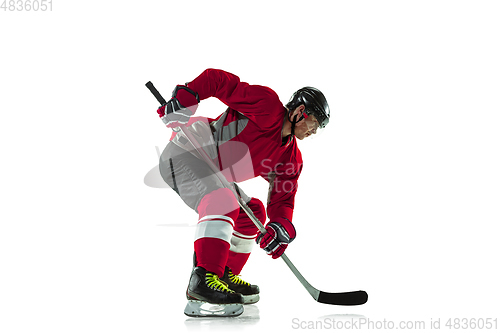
226 251 251 275
194 238 230 278
194 188 240 277
225 198 264 274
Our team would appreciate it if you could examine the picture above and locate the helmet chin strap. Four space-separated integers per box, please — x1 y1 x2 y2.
290 113 305 137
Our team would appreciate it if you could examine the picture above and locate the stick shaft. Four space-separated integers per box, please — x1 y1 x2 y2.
145 81 167 105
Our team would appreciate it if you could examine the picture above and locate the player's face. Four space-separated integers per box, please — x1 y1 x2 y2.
295 114 320 140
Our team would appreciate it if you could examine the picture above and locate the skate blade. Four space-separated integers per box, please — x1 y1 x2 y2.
184 300 244 317
242 294 260 304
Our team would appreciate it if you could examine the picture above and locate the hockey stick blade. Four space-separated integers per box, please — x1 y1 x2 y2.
281 254 368 306
317 290 368 306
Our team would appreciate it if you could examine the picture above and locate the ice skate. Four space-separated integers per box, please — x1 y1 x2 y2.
184 266 244 317
221 266 260 304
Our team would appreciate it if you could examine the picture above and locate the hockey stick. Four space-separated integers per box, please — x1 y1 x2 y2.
145 81 368 306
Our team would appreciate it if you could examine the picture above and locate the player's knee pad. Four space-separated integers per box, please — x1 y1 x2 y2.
234 198 265 236
247 198 266 224
197 187 240 222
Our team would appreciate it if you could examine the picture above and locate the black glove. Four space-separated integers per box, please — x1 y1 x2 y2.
256 221 296 259
157 85 200 128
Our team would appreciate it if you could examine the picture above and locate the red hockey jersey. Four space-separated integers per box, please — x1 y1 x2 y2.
177 69 303 227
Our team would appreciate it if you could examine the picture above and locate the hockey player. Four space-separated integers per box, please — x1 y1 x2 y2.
157 69 330 316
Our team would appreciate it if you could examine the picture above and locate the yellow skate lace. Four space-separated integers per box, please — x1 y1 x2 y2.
206 273 234 293
228 270 250 286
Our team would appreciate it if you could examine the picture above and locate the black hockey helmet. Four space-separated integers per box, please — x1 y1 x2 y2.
286 87 330 128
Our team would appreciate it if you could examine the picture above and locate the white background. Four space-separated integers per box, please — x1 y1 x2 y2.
1 1 499 332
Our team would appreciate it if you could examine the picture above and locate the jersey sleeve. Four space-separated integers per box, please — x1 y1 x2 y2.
262 146 303 230
186 68 282 127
